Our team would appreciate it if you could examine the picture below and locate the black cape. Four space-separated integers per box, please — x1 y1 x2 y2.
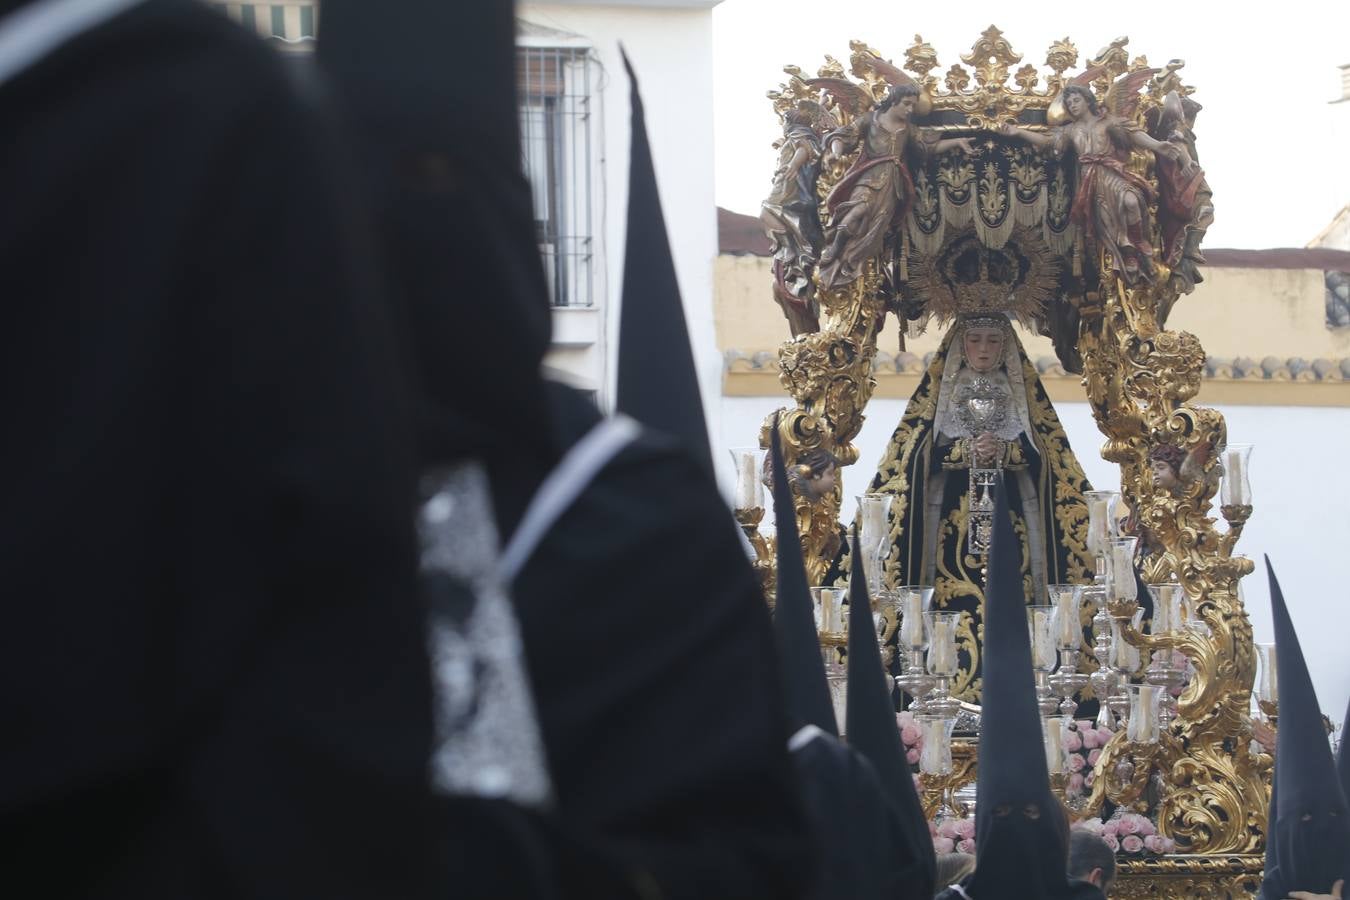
0 1 452 896
511 382 813 899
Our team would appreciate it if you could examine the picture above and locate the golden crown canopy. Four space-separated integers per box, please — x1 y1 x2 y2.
766 28 1206 356
768 28 1196 132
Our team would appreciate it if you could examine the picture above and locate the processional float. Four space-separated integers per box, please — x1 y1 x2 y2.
735 28 1275 897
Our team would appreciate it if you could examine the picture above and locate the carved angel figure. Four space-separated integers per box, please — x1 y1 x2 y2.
1147 90 1214 295
1001 70 1192 285
761 105 827 335
816 82 973 290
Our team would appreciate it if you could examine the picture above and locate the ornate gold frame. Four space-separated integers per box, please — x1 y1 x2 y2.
758 30 1269 895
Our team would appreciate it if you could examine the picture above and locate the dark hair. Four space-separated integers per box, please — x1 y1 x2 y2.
879 83 921 111
1148 443 1187 476
783 108 813 128
1060 84 1099 116
1068 829 1117 890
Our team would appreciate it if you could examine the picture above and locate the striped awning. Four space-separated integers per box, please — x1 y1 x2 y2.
213 1 318 48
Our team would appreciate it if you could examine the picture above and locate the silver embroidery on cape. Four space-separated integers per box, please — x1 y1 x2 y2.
418 462 553 808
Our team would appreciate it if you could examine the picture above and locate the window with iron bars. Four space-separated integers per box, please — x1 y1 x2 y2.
517 47 596 308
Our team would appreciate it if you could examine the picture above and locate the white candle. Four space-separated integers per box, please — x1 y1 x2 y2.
928 616 957 676
1044 718 1065 773
736 451 759 510
1088 499 1110 557
1222 448 1245 505
1053 587 1081 649
900 592 925 649
1128 685 1162 743
920 718 951 775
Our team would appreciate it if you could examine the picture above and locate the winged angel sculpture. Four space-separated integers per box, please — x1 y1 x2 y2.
761 62 972 334
999 66 1208 287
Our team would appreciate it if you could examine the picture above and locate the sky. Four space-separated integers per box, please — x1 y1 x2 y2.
711 0 1350 249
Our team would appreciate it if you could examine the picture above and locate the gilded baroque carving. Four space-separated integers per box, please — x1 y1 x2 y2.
756 29 1261 890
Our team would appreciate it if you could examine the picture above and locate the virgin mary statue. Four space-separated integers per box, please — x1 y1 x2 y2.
867 314 1094 703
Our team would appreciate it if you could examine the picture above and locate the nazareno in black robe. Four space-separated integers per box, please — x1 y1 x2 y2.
0 1 466 896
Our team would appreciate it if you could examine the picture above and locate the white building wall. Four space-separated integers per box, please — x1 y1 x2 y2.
721 395 1350 725
521 3 724 457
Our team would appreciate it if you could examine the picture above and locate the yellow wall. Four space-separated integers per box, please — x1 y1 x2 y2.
715 255 1350 406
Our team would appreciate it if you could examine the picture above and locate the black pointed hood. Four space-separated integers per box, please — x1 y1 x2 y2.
318 0 560 522
846 526 936 899
966 479 1072 899
770 420 837 736
615 51 712 474
1262 557 1350 897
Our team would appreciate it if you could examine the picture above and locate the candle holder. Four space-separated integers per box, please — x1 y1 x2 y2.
1084 491 1120 561
1219 443 1254 546
1126 684 1163 744
857 493 893 596
1108 609 1145 726
810 587 849 641
814 582 852 734
729 447 766 522
1255 642 1278 724
1144 583 1185 727
1084 562 1119 728
1047 584 1089 715
918 715 957 776
1028 605 1060 716
894 586 936 710
924 610 962 718
896 649 935 713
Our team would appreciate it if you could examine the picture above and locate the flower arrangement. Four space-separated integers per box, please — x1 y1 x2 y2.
897 710 924 766
931 814 977 855
1064 719 1114 801
1075 813 1176 856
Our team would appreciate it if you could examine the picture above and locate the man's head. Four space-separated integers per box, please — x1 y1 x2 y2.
1068 829 1117 894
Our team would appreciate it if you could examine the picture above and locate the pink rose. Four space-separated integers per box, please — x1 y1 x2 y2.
1117 814 1140 835
906 747 920 765
1102 834 1120 852
1137 818 1156 837
1096 728 1115 746
954 818 976 840
1143 835 1164 854
1068 754 1085 772
934 836 955 854
1087 748 1102 766
901 723 922 745
1101 819 1118 837
1170 683 1184 697
1160 837 1176 853
957 838 976 855
1068 773 1085 795
897 711 916 728
1065 731 1083 752
938 820 961 839
1076 720 1093 732
1122 835 1144 854
1081 730 1099 750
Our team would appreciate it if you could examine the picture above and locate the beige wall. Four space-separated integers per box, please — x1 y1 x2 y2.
716 254 1350 406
